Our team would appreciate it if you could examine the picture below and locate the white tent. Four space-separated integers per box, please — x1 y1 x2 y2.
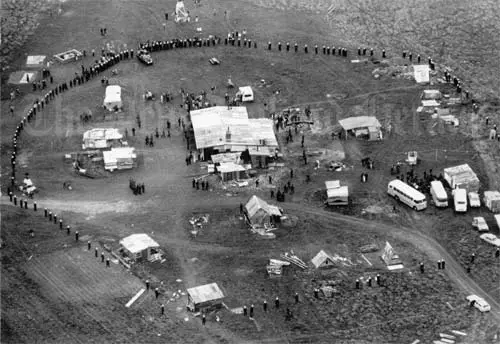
120 233 160 261
102 147 137 171
325 180 349 205
82 128 123 149
413 65 430 83
237 86 254 102
103 85 122 111
422 90 442 100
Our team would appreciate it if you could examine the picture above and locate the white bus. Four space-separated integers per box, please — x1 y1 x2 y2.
430 180 448 207
387 179 427 211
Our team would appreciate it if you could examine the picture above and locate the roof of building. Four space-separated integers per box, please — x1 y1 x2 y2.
484 190 500 199
238 86 253 94
338 116 381 131
326 186 349 198
211 152 241 164
120 233 159 254
187 283 225 304
245 195 282 219
443 164 480 184
217 162 246 173
83 128 123 141
325 180 341 189
311 250 335 268
190 107 278 149
103 147 136 164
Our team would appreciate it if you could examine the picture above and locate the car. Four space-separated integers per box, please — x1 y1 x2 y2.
209 57 220 65
468 192 481 207
137 50 153 65
479 233 500 247
472 217 489 232
466 295 491 312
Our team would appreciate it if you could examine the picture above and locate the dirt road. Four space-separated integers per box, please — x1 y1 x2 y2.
281 202 500 322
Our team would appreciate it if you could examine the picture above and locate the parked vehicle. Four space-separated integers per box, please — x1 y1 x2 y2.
452 188 467 213
387 179 427 211
430 180 448 207
407 151 418 165
466 295 491 312
137 49 153 65
480 233 500 247
468 192 481 208
472 217 489 232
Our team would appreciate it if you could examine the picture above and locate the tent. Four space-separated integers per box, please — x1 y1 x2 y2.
338 116 382 141
311 250 335 268
244 195 282 227
325 180 349 205
186 283 225 312
82 128 123 149
103 85 122 111
236 86 254 102
413 65 430 83
443 164 480 193
484 191 500 212
119 234 160 262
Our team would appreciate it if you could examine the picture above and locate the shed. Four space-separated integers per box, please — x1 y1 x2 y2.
443 164 480 193
421 90 442 100
484 191 500 212
186 283 225 312
82 128 123 149
26 55 47 69
413 64 430 83
103 85 122 111
325 181 349 206
119 234 160 262
217 162 247 181
244 195 282 227
338 116 382 141
102 147 137 171
311 250 336 269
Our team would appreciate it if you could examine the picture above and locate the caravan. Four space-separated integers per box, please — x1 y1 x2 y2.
430 181 448 207
236 86 254 102
453 188 467 213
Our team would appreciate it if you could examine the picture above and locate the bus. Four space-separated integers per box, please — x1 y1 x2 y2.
387 179 427 211
430 180 448 207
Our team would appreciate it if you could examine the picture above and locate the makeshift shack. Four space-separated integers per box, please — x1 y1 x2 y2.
421 90 442 100
82 128 124 149
103 85 123 111
119 233 160 262
484 191 500 212
338 116 382 141
217 162 247 181
26 55 47 68
244 195 282 227
413 65 430 83
325 180 349 206
53 49 83 63
311 250 336 269
186 283 225 312
443 164 480 193
236 86 254 102
102 147 137 171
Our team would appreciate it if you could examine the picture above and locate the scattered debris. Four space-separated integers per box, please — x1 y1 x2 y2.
125 288 146 308
359 243 379 253
279 251 307 269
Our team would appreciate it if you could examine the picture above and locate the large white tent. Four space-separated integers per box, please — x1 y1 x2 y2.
103 85 122 111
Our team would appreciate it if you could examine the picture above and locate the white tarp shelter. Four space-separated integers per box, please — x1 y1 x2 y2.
422 90 442 100
325 180 349 205
103 85 122 111
82 128 123 149
102 147 137 171
26 55 47 68
245 195 282 226
413 64 430 83
311 250 335 268
186 283 224 312
120 234 160 261
443 164 480 193
484 191 500 212
338 116 382 141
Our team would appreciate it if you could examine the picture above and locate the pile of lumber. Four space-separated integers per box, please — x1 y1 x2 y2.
279 251 307 269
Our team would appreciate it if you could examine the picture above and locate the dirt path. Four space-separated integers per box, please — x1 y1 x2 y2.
281 202 500 322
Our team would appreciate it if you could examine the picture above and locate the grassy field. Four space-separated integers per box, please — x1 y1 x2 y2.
1 0 500 343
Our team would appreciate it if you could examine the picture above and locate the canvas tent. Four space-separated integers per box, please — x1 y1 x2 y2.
484 191 500 212
338 116 382 141
443 164 480 193
325 180 349 205
102 147 137 171
244 195 282 227
311 250 336 268
119 234 160 262
186 283 224 312
103 85 123 111
380 241 403 270
82 128 123 149
413 65 430 83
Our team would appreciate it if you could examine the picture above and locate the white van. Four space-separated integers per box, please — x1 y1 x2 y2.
236 86 254 102
430 181 448 207
387 179 427 211
453 188 467 213
466 295 491 312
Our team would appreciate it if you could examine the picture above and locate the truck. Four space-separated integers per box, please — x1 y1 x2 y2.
453 188 467 213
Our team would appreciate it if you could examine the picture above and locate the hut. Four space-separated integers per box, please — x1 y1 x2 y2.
311 250 335 269
186 283 225 312
119 234 160 262
338 116 382 141
244 195 282 227
443 164 480 193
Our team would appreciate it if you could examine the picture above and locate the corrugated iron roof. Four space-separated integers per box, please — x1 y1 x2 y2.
338 116 381 131
187 283 224 304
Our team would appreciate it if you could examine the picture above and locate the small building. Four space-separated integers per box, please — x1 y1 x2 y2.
217 162 247 181
484 191 500 212
26 55 47 69
236 86 254 102
311 250 336 269
421 90 442 100
102 147 137 171
103 85 123 111
244 195 282 227
413 64 430 83
186 283 225 312
443 164 480 193
119 234 160 262
82 128 124 149
325 180 349 206
338 116 382 141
